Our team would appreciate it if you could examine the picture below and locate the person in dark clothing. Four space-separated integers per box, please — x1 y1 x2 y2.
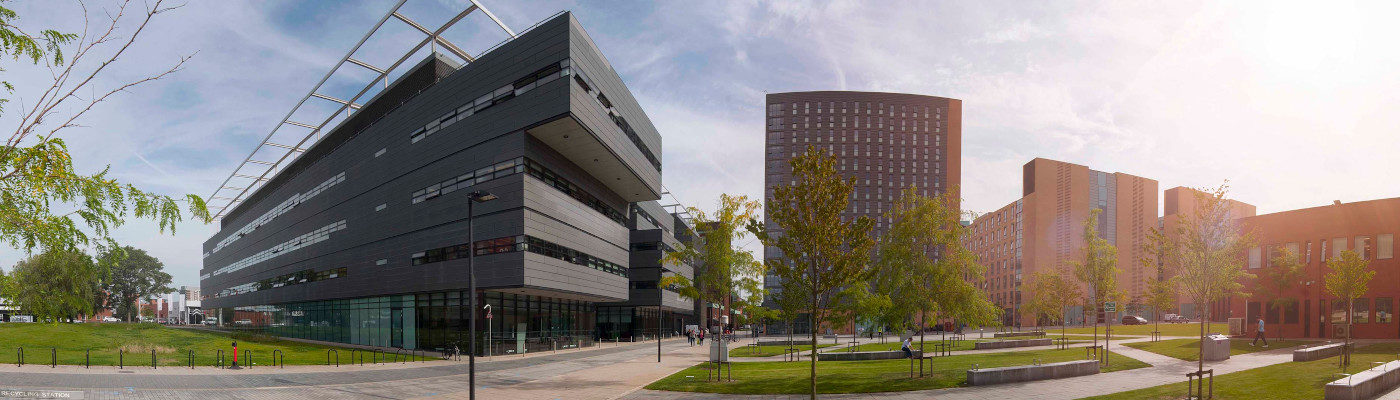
901 337 914 358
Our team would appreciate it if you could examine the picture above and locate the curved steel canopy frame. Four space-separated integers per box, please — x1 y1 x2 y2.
207 0 518 220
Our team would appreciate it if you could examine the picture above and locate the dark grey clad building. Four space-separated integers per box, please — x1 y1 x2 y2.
200 12 689 353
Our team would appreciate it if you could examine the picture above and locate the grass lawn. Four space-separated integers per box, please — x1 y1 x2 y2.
1059 322 1226 337
1123 338 1313 361
1081 343 1400 400
0 323 433 367
729 344 835 357
646 347 1150 394
845 338 1089 353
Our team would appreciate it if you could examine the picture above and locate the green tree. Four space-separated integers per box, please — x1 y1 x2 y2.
873 186 998 377
1069 209 1122 361
1261 246 1306 340
2 249 100 322
0 0 208 258
1145 183 1256 377
99 246 173 322
1324 250 1374 367
1022 269 1081 342
1143 274 1178 342
749 147 876 399
661 194 764 337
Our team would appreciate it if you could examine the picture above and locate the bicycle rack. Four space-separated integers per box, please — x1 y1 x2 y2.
85 349 90 369
151 349 157 369
215 349 224 369
371 349 380 364
327 349 339 367
16 346 22 367
50 348 55 368
349 349 363 366
119 349 124 369
188 350 195 369
272 349 284 368
243 350 251 369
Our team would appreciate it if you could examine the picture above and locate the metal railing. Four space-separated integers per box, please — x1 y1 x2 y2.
1187 369 1214 399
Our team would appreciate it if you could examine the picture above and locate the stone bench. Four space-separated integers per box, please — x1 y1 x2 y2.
974 338 1053 350
817 350 921 361
967 360 1100 386
1295 342 1352 362
1325 360 1400 400
754 340 811 347
993 331 1046 338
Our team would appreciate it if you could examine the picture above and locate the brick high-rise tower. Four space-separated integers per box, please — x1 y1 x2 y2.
762 91 962 332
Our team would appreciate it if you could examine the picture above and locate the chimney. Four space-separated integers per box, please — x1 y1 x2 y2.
1333 200 1343 206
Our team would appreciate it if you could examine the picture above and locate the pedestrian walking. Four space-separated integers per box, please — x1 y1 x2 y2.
1251 317 1268 347
698 330 705 345
686 329 694 346
901 336 914 358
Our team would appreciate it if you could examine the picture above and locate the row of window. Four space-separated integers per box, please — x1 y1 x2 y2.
1247 234 1395 269
207 172 347 259
214 266 348 299
209 220 348 278
412 157 524 204
412 235 627 277
769 101 942 119
1251 298 1395 325
571 68 662 171
409 60 570 144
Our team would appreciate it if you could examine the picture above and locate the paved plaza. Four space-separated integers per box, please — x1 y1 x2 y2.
7 334 1400 399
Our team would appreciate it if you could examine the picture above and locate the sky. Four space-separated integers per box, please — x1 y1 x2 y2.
2 0 1399 287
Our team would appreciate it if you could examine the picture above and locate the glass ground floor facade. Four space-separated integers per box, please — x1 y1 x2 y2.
214 290 694 354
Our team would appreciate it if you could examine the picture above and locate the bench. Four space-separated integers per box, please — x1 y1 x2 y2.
974 338 1054 350
816 350 921 361
993 331 1047 338
1295 342 1351 362
967 360 1100 386
1324 360 1400 400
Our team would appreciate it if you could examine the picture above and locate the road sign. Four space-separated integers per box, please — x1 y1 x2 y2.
486 312 493 319
1104 302 1117 313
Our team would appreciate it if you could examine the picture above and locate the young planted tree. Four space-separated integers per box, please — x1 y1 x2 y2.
1023 269 1082 342
1261 246 1306 340
1069 209 1122 361
1143 274 1178 342
0 0 209 259
2 249 100 322
1324 250 1375 367
1145 184 1256 376
661 194 764 340
874 186 999 377
749 147 876 399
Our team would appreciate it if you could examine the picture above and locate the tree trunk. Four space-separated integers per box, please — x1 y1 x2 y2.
919 311 926 377
1198 305 1207 374
810 299 819 400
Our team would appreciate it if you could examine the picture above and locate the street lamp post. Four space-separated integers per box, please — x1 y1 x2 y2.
466 190 497 400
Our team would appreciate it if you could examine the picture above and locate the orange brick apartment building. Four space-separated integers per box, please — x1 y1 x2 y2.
969 158 1157 327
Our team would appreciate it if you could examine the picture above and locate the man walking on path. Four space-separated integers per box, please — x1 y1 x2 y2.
1251 317 1268 347
686 330 694 346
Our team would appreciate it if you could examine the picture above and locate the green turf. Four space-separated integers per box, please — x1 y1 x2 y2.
844 338 1089 353
0 323 433 366
1080 342 1400 400
646 347 1150 394
1058 322 1227 337
729 344 835 357
1123 338 1313 361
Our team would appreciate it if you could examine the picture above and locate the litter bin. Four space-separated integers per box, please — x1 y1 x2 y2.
1203 334 1230 361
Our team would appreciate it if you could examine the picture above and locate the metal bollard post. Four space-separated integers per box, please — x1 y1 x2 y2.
243 350 251 369
215 350 223 369
51 348 55 368
152 349 157 369
16 347 22 367
189 350 194 369
119 349 123 369
85 349 90 369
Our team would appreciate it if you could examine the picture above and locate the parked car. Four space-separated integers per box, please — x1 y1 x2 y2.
1162 313 1190 324
102 316 119 322
1121 315 1148 325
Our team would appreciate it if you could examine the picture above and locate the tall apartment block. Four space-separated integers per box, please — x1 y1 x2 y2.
968 158 1157 327
199 12 690 353
762 91 962 332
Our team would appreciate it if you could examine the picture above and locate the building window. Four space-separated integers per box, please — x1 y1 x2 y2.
1333 238 1346 259
1357 236 1372 259
1332 299 1347 323
1354 298 1370 324
1248 247 1261 269
1380 234 1394 259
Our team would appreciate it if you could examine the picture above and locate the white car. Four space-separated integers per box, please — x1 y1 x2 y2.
102 317 120 322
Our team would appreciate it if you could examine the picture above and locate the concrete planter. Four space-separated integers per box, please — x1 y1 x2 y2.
973 338 1053 350
1325 360 1400 400
1295 342 1351 362
967 360 1100 386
